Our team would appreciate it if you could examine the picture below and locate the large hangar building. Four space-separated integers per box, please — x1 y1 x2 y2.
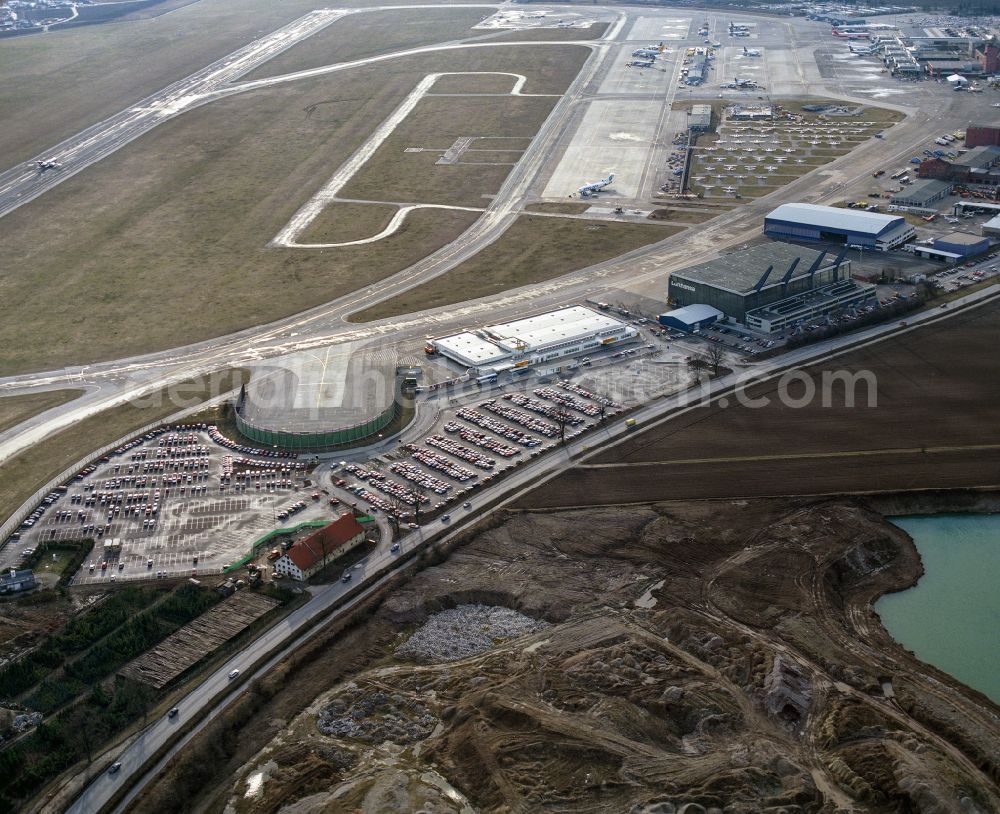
667 242 855 323
764 203 915 251
235 341 398 451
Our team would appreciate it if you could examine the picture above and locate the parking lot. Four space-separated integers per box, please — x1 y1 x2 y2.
689 113 886 200
8 425 335 584
331 380 628 524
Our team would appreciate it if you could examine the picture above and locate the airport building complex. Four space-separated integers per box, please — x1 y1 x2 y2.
234 341 399 451
667 242 875 334
764 203 916 250
428 306 637 374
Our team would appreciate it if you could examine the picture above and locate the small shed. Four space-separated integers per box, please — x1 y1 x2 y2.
658 304 724 332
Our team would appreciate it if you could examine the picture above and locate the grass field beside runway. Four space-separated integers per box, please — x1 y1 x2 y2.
431 74 526 94
349 215 679 322
484 24 610 42
239 6 488 82
0 45 587 375
298 202 400 244
341 94 558 207
0 390 84 435
0 371 247 532
0 1 486 167
525 202 590 214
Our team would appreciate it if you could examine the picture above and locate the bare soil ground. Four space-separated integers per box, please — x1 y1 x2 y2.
0 46 587 375
0 390 83 435
135 500 1000 814
519 298 1000 508
350 215 679 322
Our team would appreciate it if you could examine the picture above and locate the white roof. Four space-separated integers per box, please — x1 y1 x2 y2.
485 306 626 352
766 203 903 237
983 215 1000 228
660 304 724 323
432 332 509 365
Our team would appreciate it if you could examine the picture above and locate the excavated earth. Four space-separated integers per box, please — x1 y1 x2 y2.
220 499 1000 814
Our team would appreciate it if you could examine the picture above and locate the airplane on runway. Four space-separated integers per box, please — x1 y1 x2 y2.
742 46 762 56
578 173 614 196
33 159 62 173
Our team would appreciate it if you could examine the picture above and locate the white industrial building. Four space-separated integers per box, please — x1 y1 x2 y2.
428 306 637 373
765 203 915 251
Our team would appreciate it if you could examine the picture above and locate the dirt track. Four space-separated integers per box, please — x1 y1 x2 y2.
518 299 1000 509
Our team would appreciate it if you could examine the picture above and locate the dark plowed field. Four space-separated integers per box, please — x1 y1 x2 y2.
519 298 1000 508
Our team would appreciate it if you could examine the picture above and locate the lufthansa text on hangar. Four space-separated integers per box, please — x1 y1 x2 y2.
764 203 916 251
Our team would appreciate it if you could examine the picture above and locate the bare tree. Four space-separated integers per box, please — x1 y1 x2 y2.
706 343 725 376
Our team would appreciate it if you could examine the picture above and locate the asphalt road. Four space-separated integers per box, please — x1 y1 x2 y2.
63 281 1000 814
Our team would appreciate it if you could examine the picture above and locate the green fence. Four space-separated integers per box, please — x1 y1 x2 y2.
225 520 330 573
234 401 398 452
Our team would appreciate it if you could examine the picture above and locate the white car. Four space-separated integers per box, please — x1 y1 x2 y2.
228 669 240 680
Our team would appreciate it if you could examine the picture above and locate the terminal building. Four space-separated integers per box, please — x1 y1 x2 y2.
667 242 875 334
764 203 915 251
428 306 636 374
234 341 399 451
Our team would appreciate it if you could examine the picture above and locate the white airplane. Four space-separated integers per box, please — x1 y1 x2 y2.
723 186 737 193
632 48 659 59
742 46 762 56
945 216 960 224
578 173 614 196
33 159 62 172
725 164 736 170
775 156 787 162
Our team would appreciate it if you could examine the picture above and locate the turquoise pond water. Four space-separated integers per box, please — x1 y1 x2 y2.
875 514 1000 703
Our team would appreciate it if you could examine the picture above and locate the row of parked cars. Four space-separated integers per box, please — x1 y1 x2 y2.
407 447 478 482
503 393 583 426
532 387 603 417
556 381 622 409
479 400 561 438
425 434 497 469
207 424 297 459
442 423 521 457
453 409 543 447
